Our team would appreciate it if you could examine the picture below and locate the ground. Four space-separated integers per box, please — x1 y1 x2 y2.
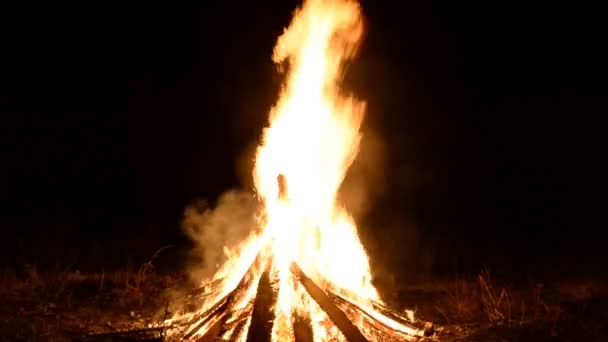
1 264 607 341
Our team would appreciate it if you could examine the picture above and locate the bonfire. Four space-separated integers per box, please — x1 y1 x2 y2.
104 0 433 340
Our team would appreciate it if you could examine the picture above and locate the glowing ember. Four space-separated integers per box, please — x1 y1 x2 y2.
164 0 429 340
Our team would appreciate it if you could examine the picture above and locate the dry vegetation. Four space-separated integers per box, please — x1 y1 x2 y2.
1 259 607 341
398 269 608 341
0 248 185 341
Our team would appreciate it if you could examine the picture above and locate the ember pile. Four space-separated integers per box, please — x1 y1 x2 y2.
92 0 434 340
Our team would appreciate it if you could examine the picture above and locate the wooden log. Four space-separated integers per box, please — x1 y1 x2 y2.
189 310 228 341
370 300 434 336
290 263 369 342
333 292 424 331
246 268 275 342
224 311 252 341
292 312 314 342
327 292 423 341
83 327 165 341
277 173 288 200
215 305 252 339
182 299 230 340
181 247 265 339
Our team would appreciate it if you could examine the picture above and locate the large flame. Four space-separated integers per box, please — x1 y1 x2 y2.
166 1 422 341
254 0 373 339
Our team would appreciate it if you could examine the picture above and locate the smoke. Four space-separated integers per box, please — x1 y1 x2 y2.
181 189 261 284
340 126 435 290
340 127 387 220
234 141 259 190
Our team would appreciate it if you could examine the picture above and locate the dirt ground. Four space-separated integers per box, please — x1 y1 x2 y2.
1 268 607 341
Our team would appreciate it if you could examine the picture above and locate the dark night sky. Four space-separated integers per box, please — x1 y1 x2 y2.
1 2 606 278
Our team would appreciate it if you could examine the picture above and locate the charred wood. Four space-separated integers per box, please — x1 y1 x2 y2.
223 310 252 341
292 312 314 342
328 293 424 341
246 268 275 342
290 262 369 342
187 310 228 341
182 300 230 340
171 248 264 330
82 327 165 341
370 300 434 336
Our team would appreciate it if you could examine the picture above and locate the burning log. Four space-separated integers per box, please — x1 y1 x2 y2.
277 173 288 200
292 312 314 342
171 276 243 336
171 248 266 339
221 308 252 340
85 261 430 342
369 301 434 336
182 302 229 340
333 291 431 334
328 292 427 341
290 262 369 342
245 269 275 342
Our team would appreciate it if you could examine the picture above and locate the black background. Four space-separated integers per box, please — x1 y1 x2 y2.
1 1 605 283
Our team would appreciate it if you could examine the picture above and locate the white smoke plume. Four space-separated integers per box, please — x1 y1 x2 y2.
340 127 387 220
181 189 261 284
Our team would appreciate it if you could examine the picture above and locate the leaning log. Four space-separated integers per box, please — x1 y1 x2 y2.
83 327 165 341
370 300 434 336
179 246 266 339
182 296 230 339
187 310 228 341
290 263 369 342
328 292 424 341
292 311 314 342
224 309 252 340
246 268 275 342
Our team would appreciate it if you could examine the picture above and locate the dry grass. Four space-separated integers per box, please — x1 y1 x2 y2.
477 268 564 328
410 270 608 341
0 246 177 311
1 257 606 340
477 268 513 324
0 247 183 340
433 277 480 323
427 268 598 329
117 245 174 307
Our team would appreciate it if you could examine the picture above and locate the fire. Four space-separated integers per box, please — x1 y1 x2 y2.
255 0 373 338
164 0 428 340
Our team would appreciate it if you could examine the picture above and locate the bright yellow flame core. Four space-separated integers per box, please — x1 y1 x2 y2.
253 0 379 335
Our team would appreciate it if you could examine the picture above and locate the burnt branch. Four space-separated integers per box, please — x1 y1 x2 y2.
290 262 369 342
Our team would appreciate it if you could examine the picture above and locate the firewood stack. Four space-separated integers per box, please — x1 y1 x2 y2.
84 250 432 342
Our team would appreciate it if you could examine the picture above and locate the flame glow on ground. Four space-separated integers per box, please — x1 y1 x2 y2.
166 0 423 340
